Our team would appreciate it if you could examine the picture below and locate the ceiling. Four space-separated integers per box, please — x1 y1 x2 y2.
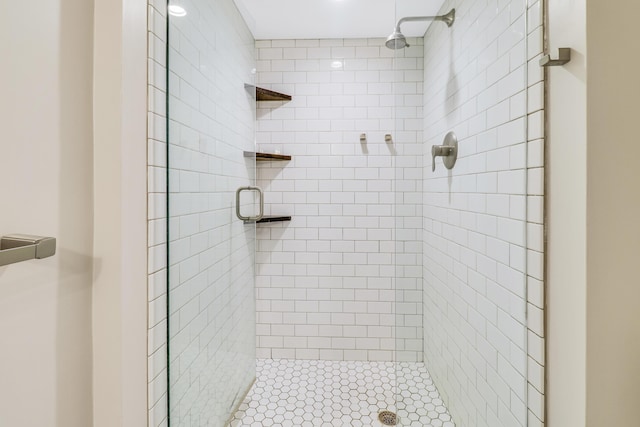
233 0 447 40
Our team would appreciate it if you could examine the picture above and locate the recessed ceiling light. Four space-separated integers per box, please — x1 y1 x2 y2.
331 61 343 69
168 5 187 17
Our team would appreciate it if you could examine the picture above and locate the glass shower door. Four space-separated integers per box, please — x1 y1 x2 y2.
394 0 531 426
166 0 258 424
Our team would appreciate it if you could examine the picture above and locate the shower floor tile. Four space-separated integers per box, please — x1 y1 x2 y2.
229 359 454 427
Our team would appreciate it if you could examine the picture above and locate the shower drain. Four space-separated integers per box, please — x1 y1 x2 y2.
378 410 398 426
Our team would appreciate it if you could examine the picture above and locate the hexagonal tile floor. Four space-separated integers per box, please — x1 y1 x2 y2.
228 359 455 427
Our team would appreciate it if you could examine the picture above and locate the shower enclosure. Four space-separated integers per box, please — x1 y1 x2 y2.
163 0 537 425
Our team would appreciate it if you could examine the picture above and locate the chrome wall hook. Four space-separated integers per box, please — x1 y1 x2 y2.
432 131 458 172
540 48 571 67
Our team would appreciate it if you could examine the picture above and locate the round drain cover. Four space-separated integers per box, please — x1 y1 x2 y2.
378 410 398 426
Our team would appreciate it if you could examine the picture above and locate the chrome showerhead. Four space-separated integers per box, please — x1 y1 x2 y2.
385 9 456 50
439 8 456 27
385 29 409 50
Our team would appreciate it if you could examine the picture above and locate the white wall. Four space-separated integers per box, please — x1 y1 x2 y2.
585 2 640 425
547 1 640 426
545 0 587 425
0 0 94 425
254 37 424 362
92 0 149 425
421 0 544 426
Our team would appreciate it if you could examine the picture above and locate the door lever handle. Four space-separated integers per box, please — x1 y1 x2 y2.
0 234 56 267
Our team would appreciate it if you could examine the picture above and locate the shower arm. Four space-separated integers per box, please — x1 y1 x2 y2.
393 9 456 32
395 16 439 32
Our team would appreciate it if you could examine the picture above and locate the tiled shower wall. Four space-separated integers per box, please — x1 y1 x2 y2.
421 1 544 427
146 2 547 426
254 38 424 362
146 0 257 425
147 1 169 425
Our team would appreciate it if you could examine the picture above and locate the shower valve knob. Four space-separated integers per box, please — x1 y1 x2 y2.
432 145 453 156
431 131 458 172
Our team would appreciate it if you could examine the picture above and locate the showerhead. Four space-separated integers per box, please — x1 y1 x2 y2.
439 9 456 27
385 30 409 50
385 8 456 50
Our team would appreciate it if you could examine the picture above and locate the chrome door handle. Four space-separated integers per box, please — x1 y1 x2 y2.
0 234 56 267
235 186 264 222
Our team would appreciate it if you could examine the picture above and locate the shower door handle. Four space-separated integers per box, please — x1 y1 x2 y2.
235 186 264 222
0 234 56 267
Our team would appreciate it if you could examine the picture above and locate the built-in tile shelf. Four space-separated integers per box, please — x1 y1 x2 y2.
244 84 292 102
256 215 292 224
244 151 292 161
241 215 293 225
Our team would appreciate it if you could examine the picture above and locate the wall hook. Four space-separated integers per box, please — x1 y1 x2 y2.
539 48 571 67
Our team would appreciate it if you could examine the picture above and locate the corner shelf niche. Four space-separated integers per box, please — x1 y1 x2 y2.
244 216 291 225
243 84 293 225
244 84 292 102
256 216 292 224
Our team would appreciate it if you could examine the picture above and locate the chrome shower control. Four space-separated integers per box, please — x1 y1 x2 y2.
386 9 455 50
431 131 458 172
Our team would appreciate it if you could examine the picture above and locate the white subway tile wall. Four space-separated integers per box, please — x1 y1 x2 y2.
254 38 424 363
147 1 169 426
422 1 544 427
147 0 258 425
526 2 545 426
147 2 546 426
